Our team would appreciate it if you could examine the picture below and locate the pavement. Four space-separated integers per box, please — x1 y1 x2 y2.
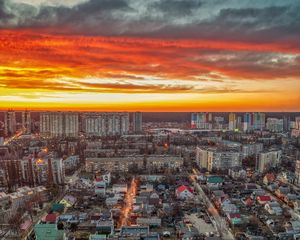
185 213 216 235
191 176 235 240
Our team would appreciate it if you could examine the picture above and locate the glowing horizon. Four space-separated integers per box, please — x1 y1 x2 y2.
1 1 300 111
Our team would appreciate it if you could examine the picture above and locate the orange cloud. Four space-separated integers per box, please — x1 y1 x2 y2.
0 29 299 111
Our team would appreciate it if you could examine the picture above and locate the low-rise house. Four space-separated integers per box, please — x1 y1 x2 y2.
44 213 58 224
229 167 247 180
206 176 224 189
149 191 160 206
252 189 266 197
285 221 300 235
227 213 242 225
120 226 149 238
140 184 154 192
284 194 299 206
264 201 282 215
244 183 257 192
275 186 290 199
51 203 65 213
293 199 300 210
60 195 76 208
34 223 65 240
257 195 272 205
96 219 114 235
263 173 276 185
267 183 279 192
94 179 106 196
176 185 193 200
221 200 239 214
242 197 254 206
89 234 107 240
136 217 162 227
112 184 128 194
105 196 122 206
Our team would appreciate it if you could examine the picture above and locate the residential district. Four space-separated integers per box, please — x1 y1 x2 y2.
0 111 300 240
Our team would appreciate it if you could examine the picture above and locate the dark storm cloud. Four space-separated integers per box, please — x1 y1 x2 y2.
0 0 300 43
150 0 202 17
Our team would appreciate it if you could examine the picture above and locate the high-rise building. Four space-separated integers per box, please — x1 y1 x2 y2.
295 159 300 187
49 112 64 138
291 117 300 137
196 147 241 171
243 112 265 131
40 112 79 138
243 113 253 131
21 110 31 134
242 143 263 158
283 116 291 132
228 113 236 131
191 113 212 129
132 112 142 133
64 112 79 138
266 118 283 132
84 112 129 137
4 110 16 136
256 150 282 173
40 112 51 136
253 112 266 130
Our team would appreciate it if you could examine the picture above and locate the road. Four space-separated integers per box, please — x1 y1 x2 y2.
190 172 234 240
119 178 137 227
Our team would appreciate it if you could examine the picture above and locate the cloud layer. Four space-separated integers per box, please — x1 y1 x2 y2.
0 0 299 111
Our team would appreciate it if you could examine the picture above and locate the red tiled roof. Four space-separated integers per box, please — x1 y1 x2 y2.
265 173 275 182
45 213 57 223
244 198 253 205
229 213 241 219
257 195 272 202
95 176 103 182
177 185 193 194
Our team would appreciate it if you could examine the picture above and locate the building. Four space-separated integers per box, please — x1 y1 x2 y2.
256 150 282 173
295 160 300 187
253 112 266 130
49 112 64 137
243 113 253 131
196 147 241 172
291 117 300 137
20 157 65 186
191 112 212 129
34 221 65 240
196 147 208 169
21 110 31 134
85 155 183 173
283 116 291 132
132 112 143 133
243 112 265 131
84 112 129 137
40 112 79 138
0 159 23 190
176 185 194 200
228 113 237 131
39 112 51 136
4 110 16 136
64 113 79 138
242 143 263 158
266 118 283 132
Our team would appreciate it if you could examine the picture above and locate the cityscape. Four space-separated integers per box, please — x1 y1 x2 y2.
1 0 300 240
0 111 300 240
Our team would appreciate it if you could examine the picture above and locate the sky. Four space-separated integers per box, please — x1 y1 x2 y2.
0 0 299 112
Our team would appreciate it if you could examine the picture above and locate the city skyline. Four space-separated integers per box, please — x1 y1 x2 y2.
1 0 300 111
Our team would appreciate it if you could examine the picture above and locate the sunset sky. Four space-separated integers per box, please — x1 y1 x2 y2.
0 0 299 111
